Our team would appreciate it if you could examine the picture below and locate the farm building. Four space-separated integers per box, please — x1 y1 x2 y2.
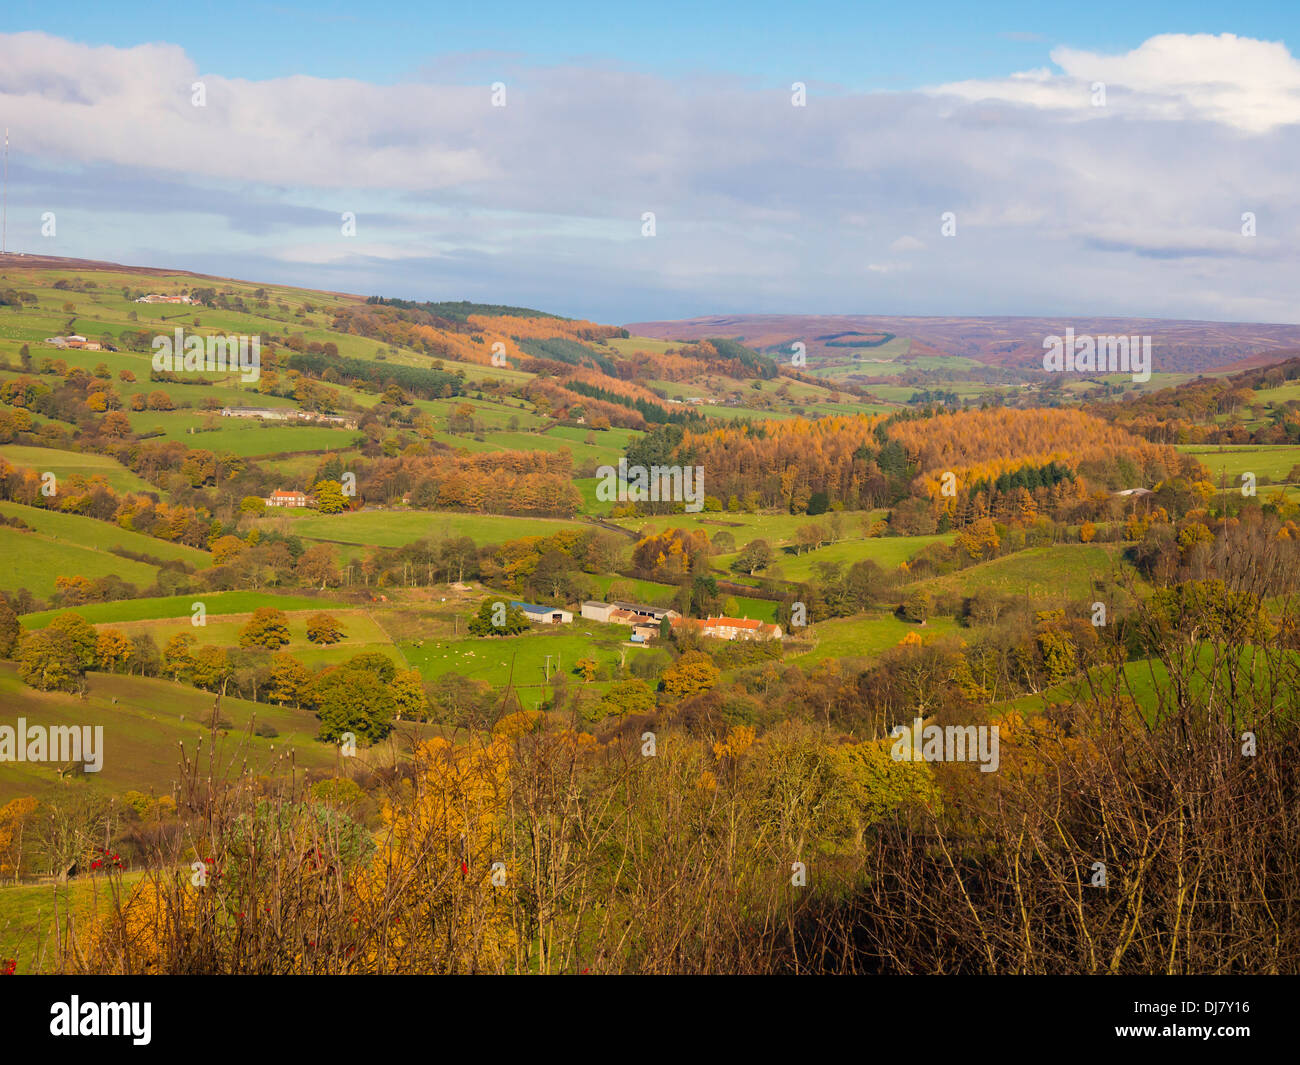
45 334 101 350
221 406 358 428
512 601 573 625
672 615 782 642
610 601 679 623
585 600 679 625
580 601 616 622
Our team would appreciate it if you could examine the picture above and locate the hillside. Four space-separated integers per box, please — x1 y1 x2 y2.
625 313 1300 375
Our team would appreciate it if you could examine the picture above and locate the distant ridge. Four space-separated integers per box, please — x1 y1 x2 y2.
624 314 1300 374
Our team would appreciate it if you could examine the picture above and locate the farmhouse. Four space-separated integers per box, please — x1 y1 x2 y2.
45 334 101 350
135 293 193 304
265 489 309 508
672 615 782 642
512 601 573 625
222 406 294 421
221 406 358 429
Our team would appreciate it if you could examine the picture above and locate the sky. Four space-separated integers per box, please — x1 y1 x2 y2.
2 1 1299 324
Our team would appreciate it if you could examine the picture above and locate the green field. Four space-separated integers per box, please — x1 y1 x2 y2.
0 663 339 805
0 526 162 598
125 410 365 456
0 502 211 568
1176 443 1300 485
288 509 592 548
748 532 957 582
612 509 886 546
21 590 348 627
401 623 655 697
106 608 401 669
0 871 148 974
787 611 961 666
908 543 1131 604
0 445 156 495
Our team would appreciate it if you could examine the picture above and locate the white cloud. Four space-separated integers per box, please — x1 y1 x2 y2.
3 30 1300 321
889 235 925 252
929 33 1300 132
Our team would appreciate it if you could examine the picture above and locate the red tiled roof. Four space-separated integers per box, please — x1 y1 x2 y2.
674 616 766 630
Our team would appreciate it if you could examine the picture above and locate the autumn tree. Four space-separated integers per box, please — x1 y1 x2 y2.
0 600 19 658
191 645 234 695
957 517 1001 561
0 795 40 882
163 632 197 681
268 652 313 707
313 667 395 742
598 677 656 718
903 590 931 626
16 630 82 691
660 650 720 698
45 612 98 669
313 480 348 514
732 539 773 575
239 607 291 651
389 669 428 720
305 612 345 645
297 544 340 589
468 600 530 636
94 629 135 673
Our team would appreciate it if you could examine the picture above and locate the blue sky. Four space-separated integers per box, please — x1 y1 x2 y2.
7 0 1292 88
2 3 1300 323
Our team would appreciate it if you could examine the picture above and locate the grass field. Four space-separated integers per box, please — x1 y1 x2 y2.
0 525 162 597
0 502 211 568
747 532 957 582
125 410 365 456
996 644 1300 726
611 509 886 545
288 509 592 548
21 590 348 627
0 663 339 805
0 444 156 495
0 871 148 974
787 611 962 667
105 608 403 669
1176 443 1300 484
908 543 1132 604
400 623 657 697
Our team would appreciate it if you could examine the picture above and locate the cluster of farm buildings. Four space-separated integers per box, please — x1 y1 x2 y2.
510 598 782 643
221 406 358 429
44 334 110 351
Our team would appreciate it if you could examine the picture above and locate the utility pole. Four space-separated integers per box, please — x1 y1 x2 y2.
2 128 7 255
544 654 552 682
